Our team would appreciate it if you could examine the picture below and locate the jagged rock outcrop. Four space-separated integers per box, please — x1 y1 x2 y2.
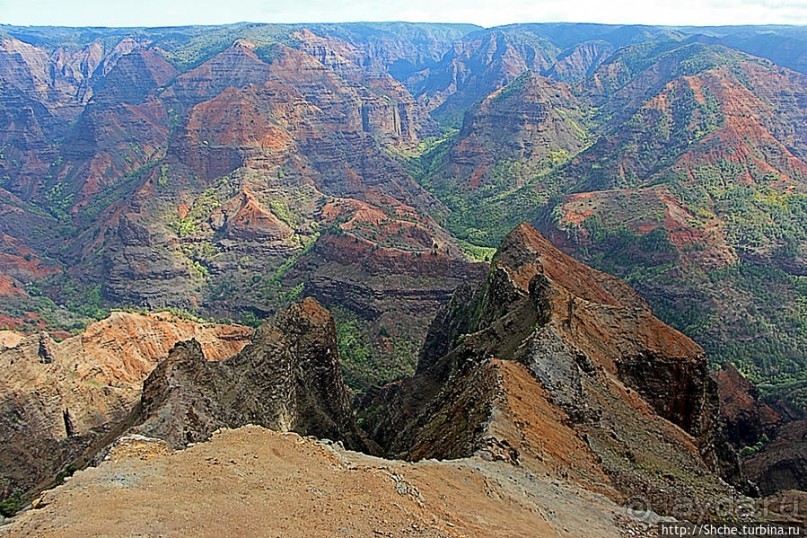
712 364 805 496
744 420 807 495
132 298 374 452
362 223 746 519
0 312 251 501
713 363 782 448
212 188 295 242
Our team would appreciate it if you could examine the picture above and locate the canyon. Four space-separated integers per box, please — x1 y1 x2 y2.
0 225 803 535
0 20 804 535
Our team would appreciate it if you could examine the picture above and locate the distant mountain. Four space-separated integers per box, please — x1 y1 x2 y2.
1 20 806 523
397 27 806 411
0 21 804 409
0 24 485 389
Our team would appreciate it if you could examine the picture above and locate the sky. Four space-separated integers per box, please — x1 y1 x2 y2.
0 0 805 28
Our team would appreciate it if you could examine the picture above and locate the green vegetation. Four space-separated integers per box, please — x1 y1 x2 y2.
660 164 806 405
0 285 93 334
180 240 220 265
492 72 530 101
457 240 495 262
388 130 456 191
253 233 319 307
61 283 109 321
43 182 75 222
430 179 550 248
760 380 807 416
400 93 586 248
236 310 263 328
53 464 77 486
189 260 210 278
668 164 807 259
167 187 223 237
0 491 22 517
143 24 294 69
550 189 805 409
738 434 770 459
254 43 283 64
156 164 170 189
267 234 318 285
705 264 805 385
78 158 163 225
332 305 419 391
269 199 296 227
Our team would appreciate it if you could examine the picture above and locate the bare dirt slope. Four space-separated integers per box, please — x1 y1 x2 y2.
0 426 642 538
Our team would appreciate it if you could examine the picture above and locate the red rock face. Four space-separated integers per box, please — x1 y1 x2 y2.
549 187 737 271
0 274 23 298
498 225 718 438
313 233 476 278
0 233 61 281
713 363 781 447
211 189 295 242
568 63 806 195
661 69 806 185
171 42 431 176
441 72 590 189
165 40 273 106
67 100 170 209
186 89 293 149
363 224 743 520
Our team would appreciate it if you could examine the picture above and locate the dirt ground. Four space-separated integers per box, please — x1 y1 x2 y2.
0 426 642 538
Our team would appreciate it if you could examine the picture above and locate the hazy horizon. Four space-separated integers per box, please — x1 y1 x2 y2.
2 19 807 30
1 0 804 29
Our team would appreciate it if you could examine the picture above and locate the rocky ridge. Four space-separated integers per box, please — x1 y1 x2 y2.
362 224 746 519
0 312 251 500
0 22 804 407
131 297 373 452
0 426 648 538
0 223 802 533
